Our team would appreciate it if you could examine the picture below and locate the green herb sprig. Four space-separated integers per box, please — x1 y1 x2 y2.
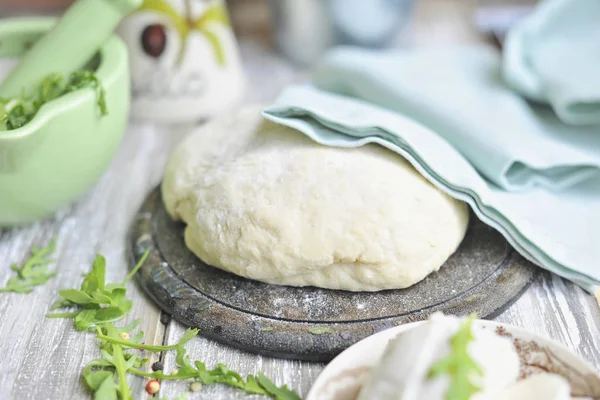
427 315 483 400
0 70 107 131
86 323 300 400
46 250 150 330
84 320 150 400
0 238 57 293
46 251 301 400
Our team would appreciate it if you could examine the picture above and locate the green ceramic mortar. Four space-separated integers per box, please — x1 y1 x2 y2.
0 17 131 226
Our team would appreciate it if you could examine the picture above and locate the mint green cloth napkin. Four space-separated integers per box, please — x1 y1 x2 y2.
503 0 600 126
262 0 600 291
263 84 600 293
309 45 600 192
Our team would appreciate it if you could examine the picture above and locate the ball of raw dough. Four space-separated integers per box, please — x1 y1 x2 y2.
162 107 469 291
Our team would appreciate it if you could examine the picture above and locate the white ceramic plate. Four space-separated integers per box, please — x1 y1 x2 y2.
306 320 600 400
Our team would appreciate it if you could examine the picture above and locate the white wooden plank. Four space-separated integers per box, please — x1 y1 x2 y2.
495 272 600 369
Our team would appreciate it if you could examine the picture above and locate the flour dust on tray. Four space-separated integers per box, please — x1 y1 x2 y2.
161 107 469 291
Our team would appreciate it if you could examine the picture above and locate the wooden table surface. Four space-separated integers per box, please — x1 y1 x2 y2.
1 1 599 399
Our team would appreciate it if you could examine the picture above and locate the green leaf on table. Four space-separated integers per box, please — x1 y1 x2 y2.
0 271 56 294
91 291 113 305
75 310 98 330
85 370 119 400
14 239 56 279
125 330 302 400
104 283 126 294
58 289 95 304
92 324 135 400
46 249 150 329
43 246 300 400
257 372 302 400
97 327 198 352
85 369 113 390
83 358 119 400
106 287 127 306
116 319 142 334
130 330 144 345
245 375 267 394
0 238 57 294
95 305 131 322
50 297 73 311
94 375 119 400
194 361 214 383
82 255 106 294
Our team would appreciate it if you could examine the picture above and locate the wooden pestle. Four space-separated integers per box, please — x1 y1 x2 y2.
0 0 141 98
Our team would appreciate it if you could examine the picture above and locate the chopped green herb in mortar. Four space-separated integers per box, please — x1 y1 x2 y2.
0 70 107 130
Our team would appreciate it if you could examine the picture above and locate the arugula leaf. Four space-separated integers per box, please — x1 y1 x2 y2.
85 321 301 400
0 238 57 293
0 70 107 131
97 327 198 352
246 375 266 394
85 369 118 400
116 319 142 334
257 372 302 400
59 289 96 304
0 272 57 294
110 337 134 400
123 329 302 400
83 358 119 400
427 315 483 400
76 310 99 331
49 247 300 400
94 304 133 322
84 324 135 400
82 255 106 293
46 250 150 330
83 322 147 399
14 239 56 278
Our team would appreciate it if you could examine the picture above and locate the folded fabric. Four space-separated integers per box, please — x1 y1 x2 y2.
262 84 600 293
261 0 600 293
309 45 600 192
503 0 600 126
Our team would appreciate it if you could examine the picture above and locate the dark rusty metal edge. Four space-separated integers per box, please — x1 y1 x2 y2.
128 188 537 362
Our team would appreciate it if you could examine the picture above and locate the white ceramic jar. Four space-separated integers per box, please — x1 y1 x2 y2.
116 0 246 123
